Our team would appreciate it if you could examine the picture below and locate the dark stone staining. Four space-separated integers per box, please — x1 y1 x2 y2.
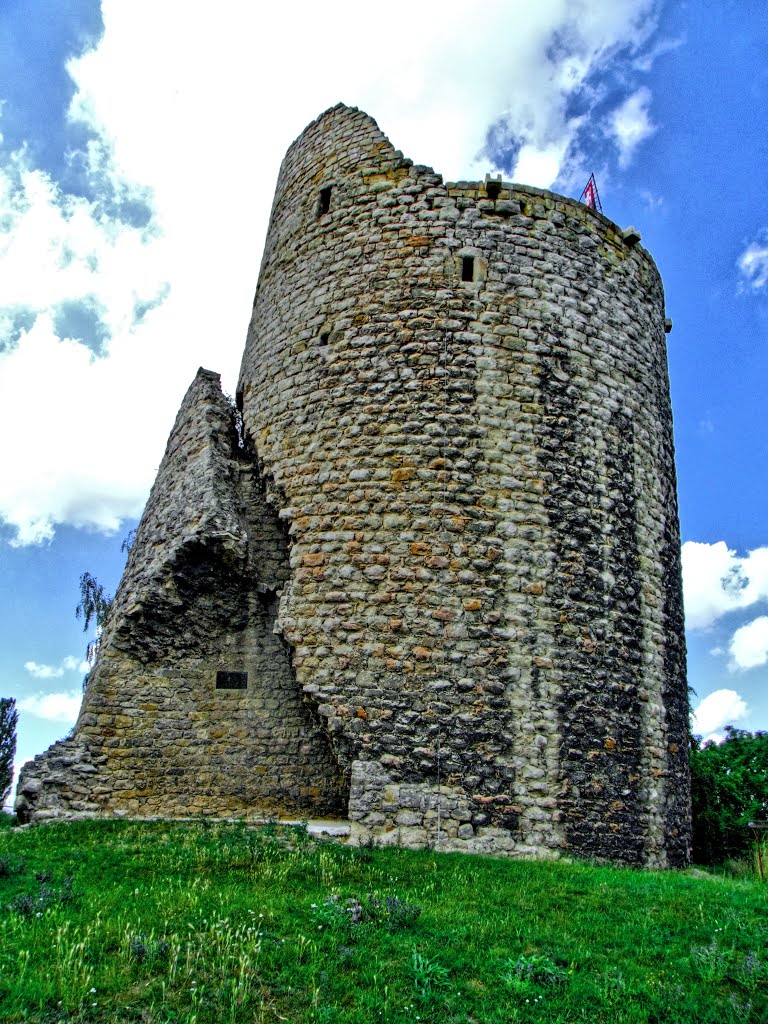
113 534 249 662
655 382 692 865
660 525 691 866
539 345 645 863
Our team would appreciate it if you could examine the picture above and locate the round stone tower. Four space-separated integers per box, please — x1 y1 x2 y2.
17 104 690 866
237 104 690 865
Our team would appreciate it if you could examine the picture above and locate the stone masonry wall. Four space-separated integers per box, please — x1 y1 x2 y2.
18 105 690 865
16 369 346 822
237 105 690 865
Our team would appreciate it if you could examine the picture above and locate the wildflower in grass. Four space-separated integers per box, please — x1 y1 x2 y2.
503 953 568 993
691 939 731 983
363 893 421 931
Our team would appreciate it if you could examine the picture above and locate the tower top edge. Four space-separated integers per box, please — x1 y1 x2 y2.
284 105 657 273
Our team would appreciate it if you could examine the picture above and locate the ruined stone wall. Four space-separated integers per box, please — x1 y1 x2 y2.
16 369 345 822
18 104 690 865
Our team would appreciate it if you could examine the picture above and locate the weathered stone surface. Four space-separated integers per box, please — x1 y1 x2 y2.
17 369 345 821
17 104 691 866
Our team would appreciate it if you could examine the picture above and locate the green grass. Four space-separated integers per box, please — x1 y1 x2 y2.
0 818 766 1023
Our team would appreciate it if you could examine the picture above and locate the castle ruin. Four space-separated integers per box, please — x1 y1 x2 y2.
17 105 691 866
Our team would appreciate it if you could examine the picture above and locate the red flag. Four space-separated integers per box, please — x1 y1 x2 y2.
578 174 603 213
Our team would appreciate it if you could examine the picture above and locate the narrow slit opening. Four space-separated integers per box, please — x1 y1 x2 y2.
318 186 332 216
461 256 475 282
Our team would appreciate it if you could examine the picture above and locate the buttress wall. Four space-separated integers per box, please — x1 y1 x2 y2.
16 369 345 822
237 104 690 865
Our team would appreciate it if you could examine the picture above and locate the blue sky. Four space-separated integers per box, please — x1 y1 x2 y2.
2 0 768 782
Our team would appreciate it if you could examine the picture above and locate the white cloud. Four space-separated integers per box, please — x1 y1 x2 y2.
729 616 768 671
681 541 768 630
701 733 724 746
609 86 655 166
698 417 715 436
0 149 165 330
24 656 90 679
632 34 685 72
18 690 82 723
640 188 664 211
0 142 178 544
738 234 768 290
62 655 90 672
691 688 749 740
24 661 64 679
0 0 662 545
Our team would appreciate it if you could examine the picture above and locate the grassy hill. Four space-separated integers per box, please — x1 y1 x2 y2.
0 818 765 1023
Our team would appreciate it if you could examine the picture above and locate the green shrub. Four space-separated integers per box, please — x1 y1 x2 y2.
690 727 768 864
0 697 17 807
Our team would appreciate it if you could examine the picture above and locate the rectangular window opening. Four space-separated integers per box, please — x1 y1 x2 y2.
318 186 332 216
216 670 248 690
461 256 475 282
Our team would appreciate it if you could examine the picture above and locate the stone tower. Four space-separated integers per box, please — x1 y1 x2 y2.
17 105 691 866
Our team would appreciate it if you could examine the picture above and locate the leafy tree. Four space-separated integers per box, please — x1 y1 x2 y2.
0 698 18 807
75 572 112 664
121 529 137 554
690 727 768 864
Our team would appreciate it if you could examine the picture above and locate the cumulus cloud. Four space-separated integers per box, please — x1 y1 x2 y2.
691 688 750 741
62 655 90 672
24 662 64 679
17 690 82 723
0 139 178 544
632 34 685 72
0 148 165 335
681 541 768 630
24 656 89 679
609 87 655 166
730 616 768 671
738 234 768 290
0 0 664 545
